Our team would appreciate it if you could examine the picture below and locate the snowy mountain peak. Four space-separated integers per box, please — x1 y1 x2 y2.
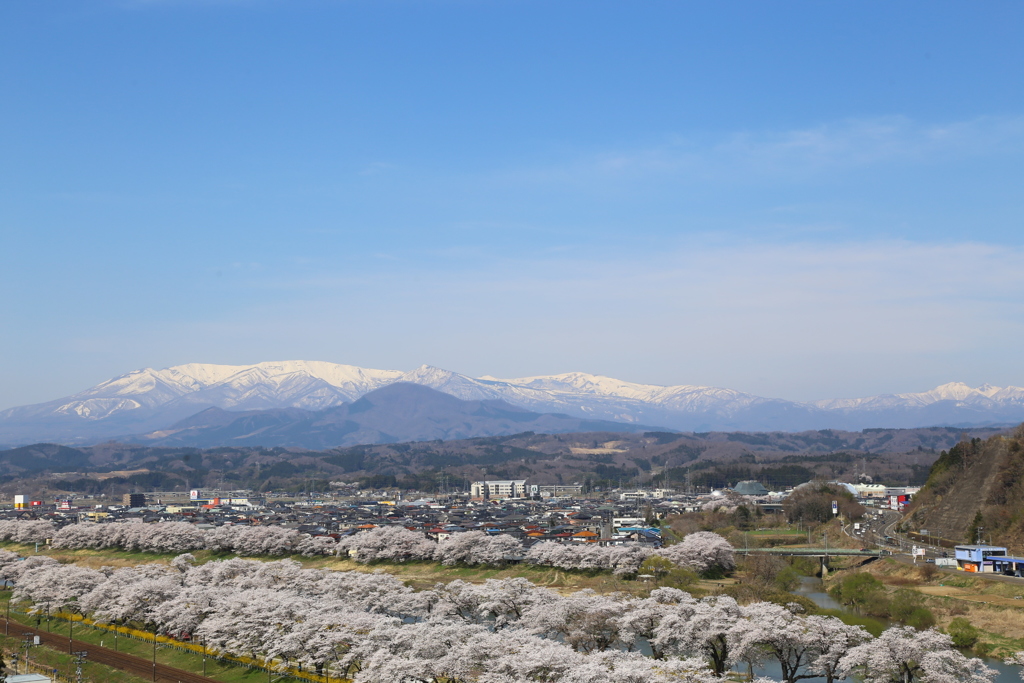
401 365 460 382
916 382 977 401
3 362 1024 445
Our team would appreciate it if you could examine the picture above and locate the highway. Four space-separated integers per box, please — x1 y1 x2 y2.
843 506 1024 587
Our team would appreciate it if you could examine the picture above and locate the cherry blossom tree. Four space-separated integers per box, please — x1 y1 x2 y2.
0 555 59 584
339 526 436 563
0 520 56 544
476 577 555 629
523 589 628 654
839 626 995 683
434 531 524 566
11 562 104 625
77 564 182 624
658 533 734 577
348 618 496 683
737 602 819 683
653 595 745 675
802 614 871 683
205 524 302 555
620 589 697 659
1006 652 1024 680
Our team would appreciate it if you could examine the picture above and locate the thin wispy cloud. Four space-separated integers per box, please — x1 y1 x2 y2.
503 115 1024 187
181 238 1024 400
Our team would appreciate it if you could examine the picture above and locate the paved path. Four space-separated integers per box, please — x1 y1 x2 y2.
3 616 222 683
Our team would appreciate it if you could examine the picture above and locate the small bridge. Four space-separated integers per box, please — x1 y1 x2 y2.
734 547 886 576
735 547 885 557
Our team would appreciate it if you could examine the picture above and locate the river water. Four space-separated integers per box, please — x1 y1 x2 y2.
767 575 1023 683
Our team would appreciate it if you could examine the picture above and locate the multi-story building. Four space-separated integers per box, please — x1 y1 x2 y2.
471 480 528 499
123 493 147 507
532 484 584 497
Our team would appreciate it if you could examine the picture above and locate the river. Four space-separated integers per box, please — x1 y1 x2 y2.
771 575 1023 683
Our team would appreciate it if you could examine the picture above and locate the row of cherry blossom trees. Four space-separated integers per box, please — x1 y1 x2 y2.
0 519 734 577
0 549 1001 683
338 526 736 576
48 521 330 556
0 519 56 544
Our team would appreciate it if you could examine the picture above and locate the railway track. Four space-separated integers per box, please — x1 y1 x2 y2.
3 616 222 683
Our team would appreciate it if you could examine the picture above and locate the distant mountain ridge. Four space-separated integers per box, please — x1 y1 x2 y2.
1 360 1023 445
131 382 656 449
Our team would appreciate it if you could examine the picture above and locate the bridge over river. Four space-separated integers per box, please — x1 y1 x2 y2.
735 547 887 558
734 547 887 575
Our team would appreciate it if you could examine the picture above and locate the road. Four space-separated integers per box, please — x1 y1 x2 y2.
846 507 1024 587
2 615 222 683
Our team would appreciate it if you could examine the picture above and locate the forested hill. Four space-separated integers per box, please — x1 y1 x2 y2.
0 425 1006 498
908 425 1024 547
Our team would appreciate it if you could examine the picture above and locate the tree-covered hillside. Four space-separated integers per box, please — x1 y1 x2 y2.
0 426 1002 498
908 425 1024 546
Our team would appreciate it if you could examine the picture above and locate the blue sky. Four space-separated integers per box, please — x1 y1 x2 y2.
2 1 1024 409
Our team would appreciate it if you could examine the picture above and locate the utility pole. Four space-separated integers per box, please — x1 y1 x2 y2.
73 651 88 683
22 632 33 673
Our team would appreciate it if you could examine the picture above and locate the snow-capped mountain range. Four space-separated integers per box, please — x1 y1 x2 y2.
2 360 1023 446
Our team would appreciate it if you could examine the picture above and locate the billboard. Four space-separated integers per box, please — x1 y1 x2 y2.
190 490 200 501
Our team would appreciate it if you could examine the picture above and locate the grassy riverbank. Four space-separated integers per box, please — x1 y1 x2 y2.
824 556 1024 657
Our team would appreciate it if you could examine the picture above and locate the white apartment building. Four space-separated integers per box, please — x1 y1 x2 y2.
532 484 584 497
471 480 528 499
619 489 667 501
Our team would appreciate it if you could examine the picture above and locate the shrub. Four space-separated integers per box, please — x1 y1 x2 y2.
905 607 936 629
947 617 979 648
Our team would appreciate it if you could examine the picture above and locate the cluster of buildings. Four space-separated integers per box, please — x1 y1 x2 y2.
723 480 919 511
1 488 678 547
0 475 922 550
